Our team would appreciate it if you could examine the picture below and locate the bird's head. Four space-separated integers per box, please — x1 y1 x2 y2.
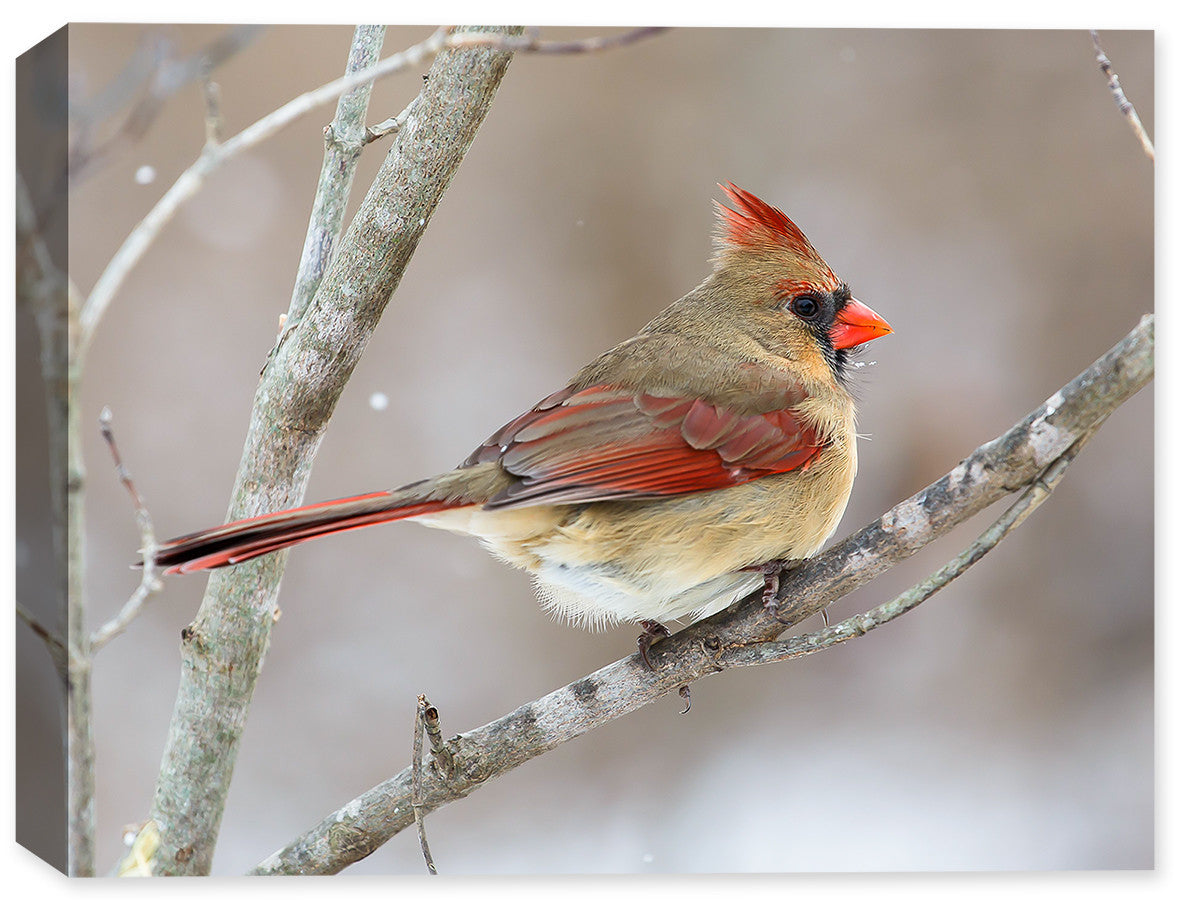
709 182 892 386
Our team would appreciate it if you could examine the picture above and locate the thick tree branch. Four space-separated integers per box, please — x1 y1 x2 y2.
140 26 524 876
251 314 1153 875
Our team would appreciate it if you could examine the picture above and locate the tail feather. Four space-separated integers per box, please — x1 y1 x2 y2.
153 488 468 575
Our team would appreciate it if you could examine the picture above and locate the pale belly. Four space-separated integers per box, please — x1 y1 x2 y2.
417 441 856 628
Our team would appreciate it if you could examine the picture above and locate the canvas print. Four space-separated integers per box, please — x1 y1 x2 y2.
15 24 1152 875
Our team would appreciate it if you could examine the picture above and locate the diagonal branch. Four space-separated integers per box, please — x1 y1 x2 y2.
251 314 1153 875
717 420 1101 668
1089 30 1154 160
278 24 386 344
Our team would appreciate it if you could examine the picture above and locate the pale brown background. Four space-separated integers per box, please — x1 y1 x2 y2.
46 25 1153 873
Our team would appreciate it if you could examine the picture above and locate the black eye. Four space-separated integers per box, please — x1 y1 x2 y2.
789 294 821 319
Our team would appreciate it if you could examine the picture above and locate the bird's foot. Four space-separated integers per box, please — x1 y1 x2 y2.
743 559 788 617
638 622 693 711
637 619 671 670
678 685 691 714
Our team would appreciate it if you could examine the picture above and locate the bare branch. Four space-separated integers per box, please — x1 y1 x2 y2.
16 602 68 679
200 63 222 148
447 26 670 55
276 25 387 354
251 314 1153 875
364 98 418 145
96 407 151 532
421 700 455 778
1089 30 1154 160
89 408 163 653
412 696 437 874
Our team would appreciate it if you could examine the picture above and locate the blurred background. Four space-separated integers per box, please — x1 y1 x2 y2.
24 25 1152 874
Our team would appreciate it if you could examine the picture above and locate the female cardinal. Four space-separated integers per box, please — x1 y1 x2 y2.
153 184 891 635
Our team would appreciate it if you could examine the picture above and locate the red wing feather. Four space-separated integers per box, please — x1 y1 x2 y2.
469 383 826 509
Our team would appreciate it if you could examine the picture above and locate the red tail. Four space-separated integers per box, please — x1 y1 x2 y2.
152 489 467 575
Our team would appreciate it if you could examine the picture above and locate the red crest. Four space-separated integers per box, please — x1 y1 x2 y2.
714 183 837 284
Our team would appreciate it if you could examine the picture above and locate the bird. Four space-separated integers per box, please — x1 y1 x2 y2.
152 183 892 649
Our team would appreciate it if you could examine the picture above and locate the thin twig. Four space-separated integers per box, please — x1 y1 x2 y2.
421 699 455 778
364 98 418 145
413 695 437 874
200 61 223 148
360 28 667 143
1089 30 1154 160
97 407 147 518
16 602 68 679
16 171 62 289
718 423 1100 668
89 407 163 652
448 26 670 55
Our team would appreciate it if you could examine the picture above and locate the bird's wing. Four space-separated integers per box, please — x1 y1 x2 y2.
464 383 826 508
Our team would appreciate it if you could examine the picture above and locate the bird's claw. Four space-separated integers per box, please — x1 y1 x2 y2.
637 622 695 711
678 685 691 714
637 619 671 670
745 559 787 618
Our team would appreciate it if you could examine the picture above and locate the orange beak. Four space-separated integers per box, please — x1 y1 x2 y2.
829 298 893 350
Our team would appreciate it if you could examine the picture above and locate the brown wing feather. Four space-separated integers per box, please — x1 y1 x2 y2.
466 383 826 509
